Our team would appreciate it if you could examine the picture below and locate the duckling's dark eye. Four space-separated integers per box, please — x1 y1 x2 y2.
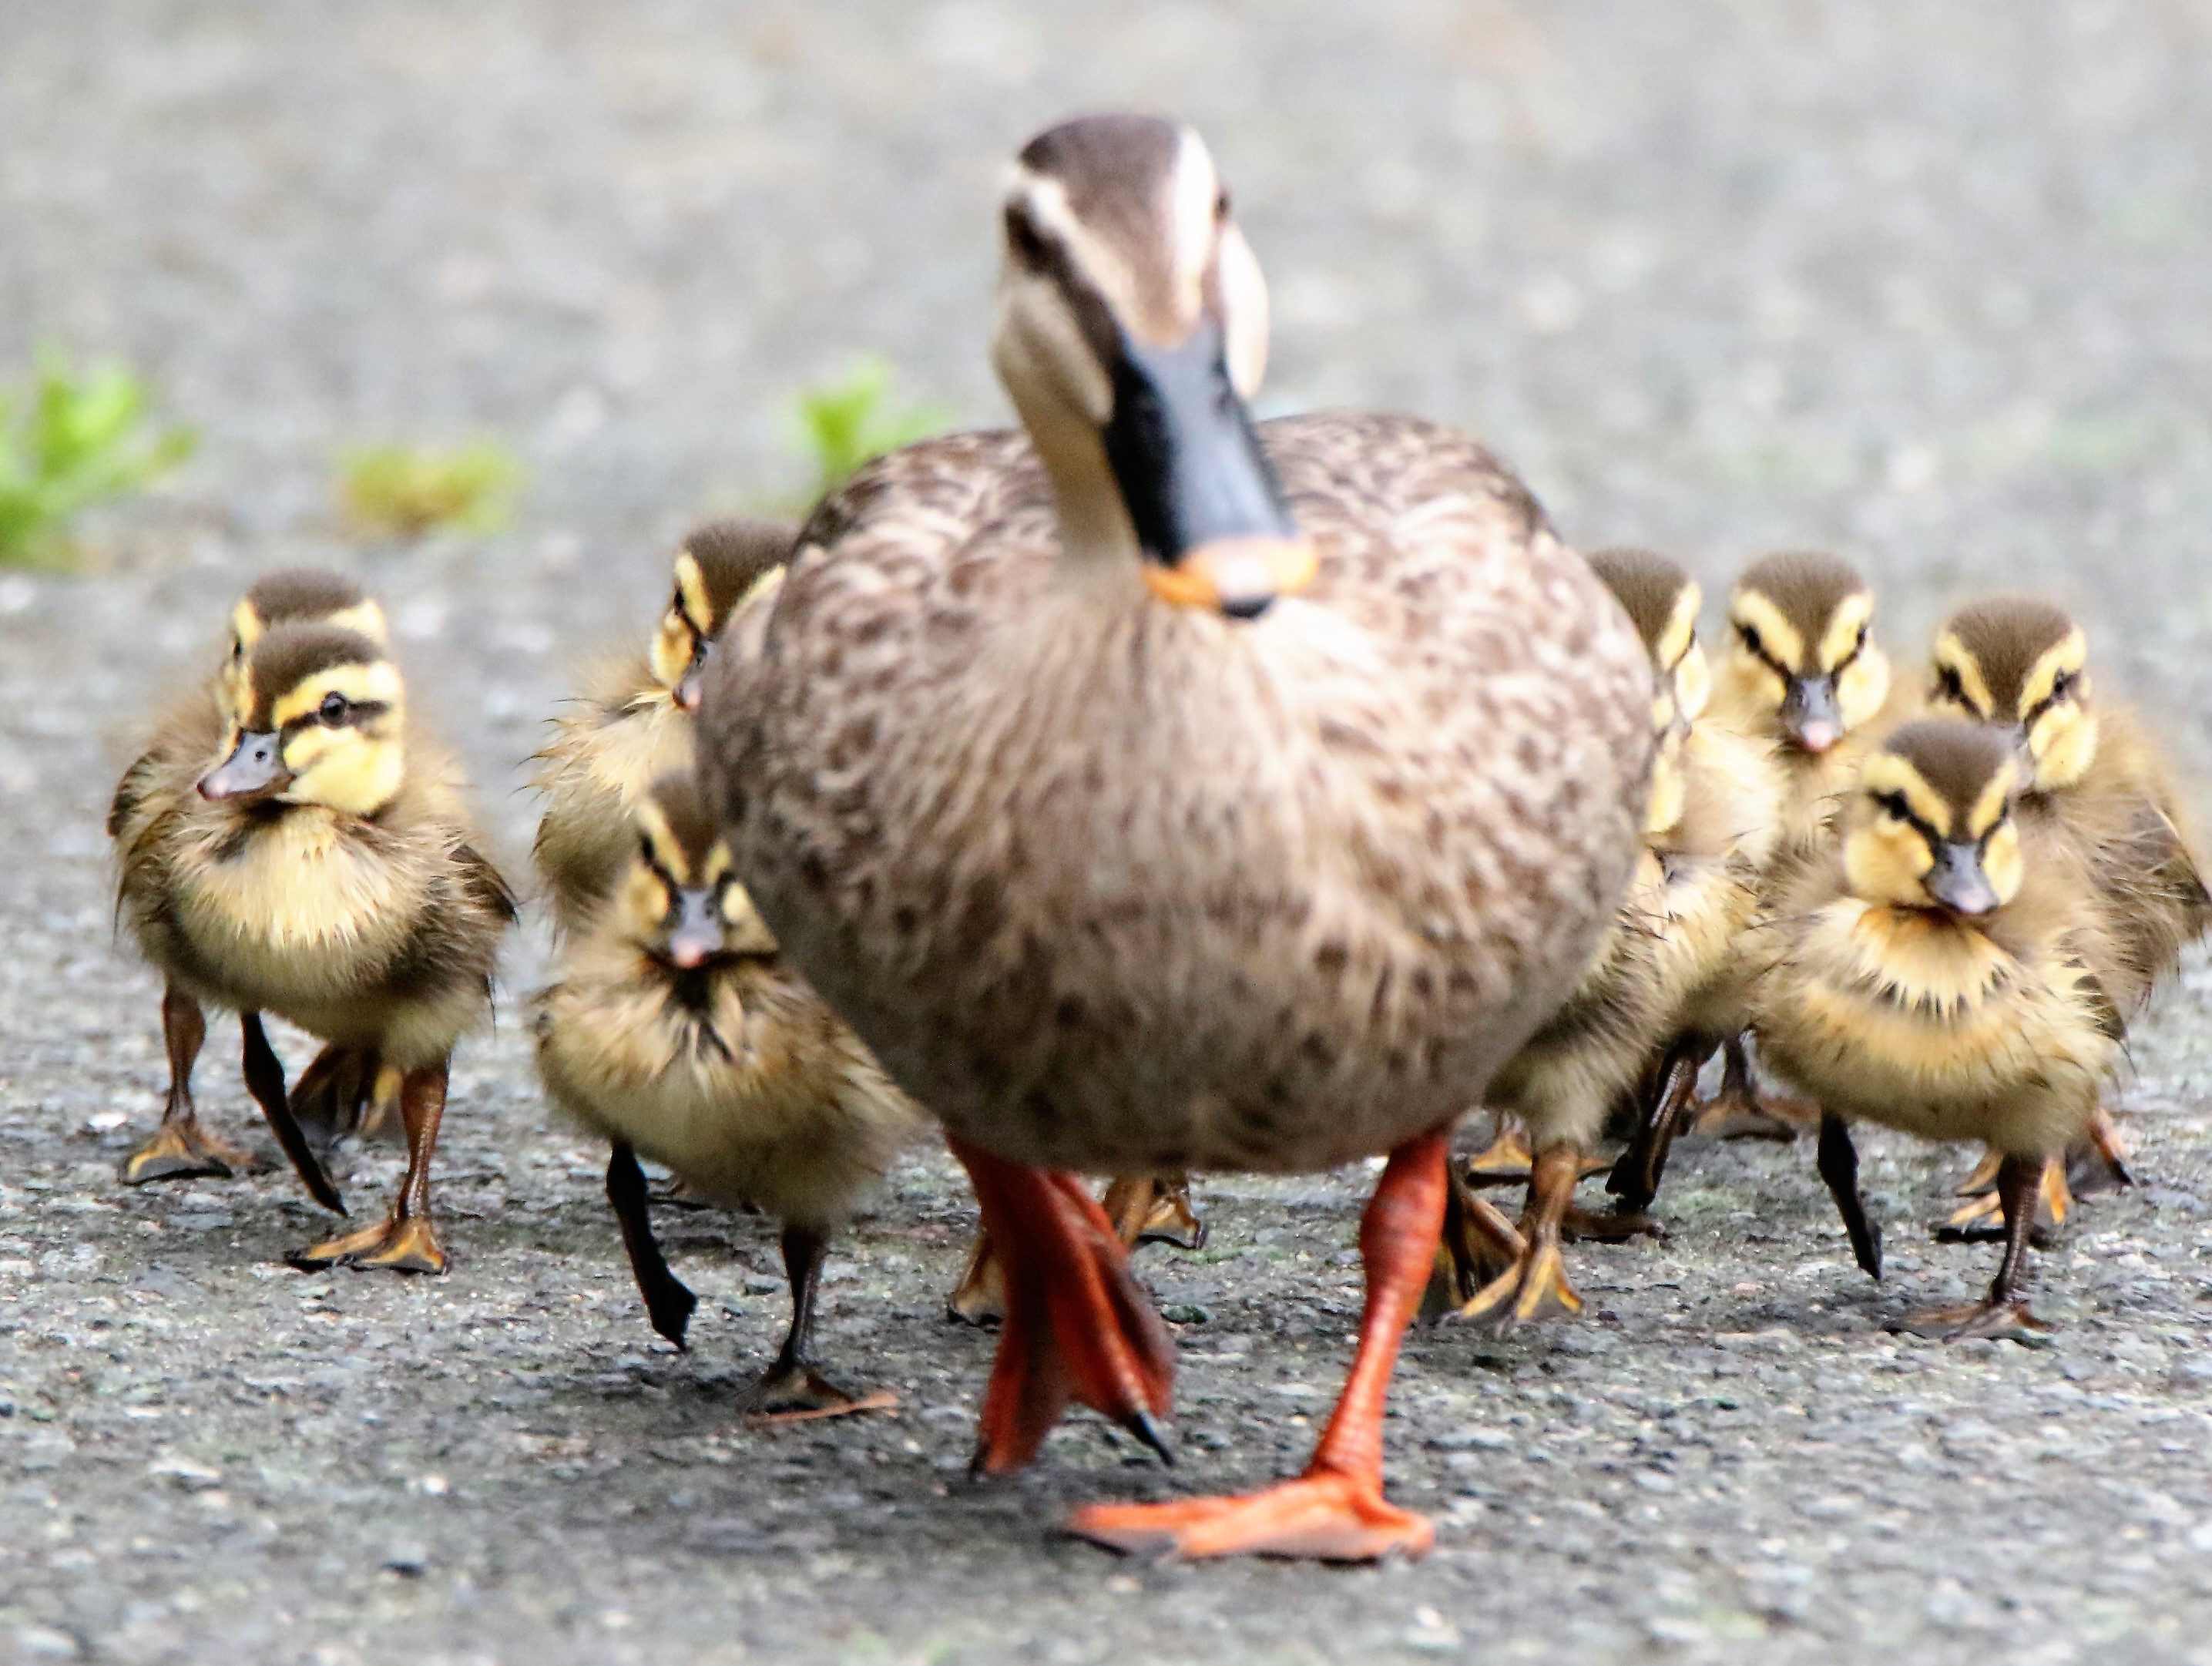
230 638 246 662
318 692 350 726
1003 203 1050 273
2051 669 2076 699
1936 667 1966 703
1738 623 1764 657
1872 789 1911 821
1214 189 1232 223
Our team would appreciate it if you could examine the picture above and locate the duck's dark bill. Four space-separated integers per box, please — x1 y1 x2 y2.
1104 320 1311 617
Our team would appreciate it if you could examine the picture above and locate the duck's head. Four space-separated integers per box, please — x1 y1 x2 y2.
648 519 794 714
1722 553 1889 754
617 771 780 969
992 112 1314 620
1926 597 2096 792
223 569 386 720
1844 719 2024 919
199 624 405 816
1587 548 1706 835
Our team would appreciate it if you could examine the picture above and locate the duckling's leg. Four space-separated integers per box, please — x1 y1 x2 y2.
950 1137 1176 1475
1604 1038 1710 1218
1462 1114 1532 1185
1815 1113 1883 1281
745 1224 898 1421
2067 1104 2134 1197
1938 1152 2066 1247
1690 1036 1814 1141
605 1140 696 1348
1455 1144 1585 1326
1894 1154 2053 1342
1070 1128 1444 1563
288 1060 447 1274
948 1172 1206 1327
286 1043 375 1152
122 986 253 1185
238 1013 345 1214
1425 1163 1526 1317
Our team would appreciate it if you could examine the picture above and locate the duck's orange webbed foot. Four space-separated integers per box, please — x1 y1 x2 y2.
951 1139 1176 1474
120 1117 250 1186
1071 1130 1448 1564
290 1214 446 1275
1072 1468 1434 1563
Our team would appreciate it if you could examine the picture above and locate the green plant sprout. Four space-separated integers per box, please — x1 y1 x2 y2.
0 349 196 567
793 357 948 498
337 441 522 539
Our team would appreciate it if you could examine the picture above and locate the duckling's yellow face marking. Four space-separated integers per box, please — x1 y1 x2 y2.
649 552 713 695
1845 750 2021 915
1649 579 1709 725
1725 585 1888 753
222 596 388 723
620 800 775 967
262 661 406 816
2019 630 2096 791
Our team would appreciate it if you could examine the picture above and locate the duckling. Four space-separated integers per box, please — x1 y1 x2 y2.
700 113 1653 1559
1750 719 2121 1338
110 569 396 1192
1442 549 1745 1323
534 771 927 1412
532 519 794 936
1924 596 2210 1228
1700 551 1913 1138
115 622 515 1271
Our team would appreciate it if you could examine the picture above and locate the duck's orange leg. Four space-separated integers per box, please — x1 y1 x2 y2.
950 1138 1176 1473
1070 1127 1446 1563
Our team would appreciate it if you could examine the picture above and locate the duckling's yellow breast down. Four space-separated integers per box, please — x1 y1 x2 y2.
171 808 425 1013
1755 898 2111 1155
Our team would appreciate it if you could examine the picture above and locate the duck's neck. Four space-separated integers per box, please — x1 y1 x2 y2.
1008 382 1148 596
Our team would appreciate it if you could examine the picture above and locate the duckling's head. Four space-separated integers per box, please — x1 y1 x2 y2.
1722 552 1889 754
1844 719 2024 919
617 771 780 969
648 519 794 713
1927 597 2096 792
992 112 1313 620
1587 549 1705 835
223 569 386 720
199 624 404 817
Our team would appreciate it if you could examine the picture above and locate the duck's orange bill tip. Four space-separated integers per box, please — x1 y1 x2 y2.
1143 536 1319 616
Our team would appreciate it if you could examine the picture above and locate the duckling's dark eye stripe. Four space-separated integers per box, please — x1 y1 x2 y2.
1736 624 1791 680
1871 788 1942 848
278 699 388 736
1830 625 1868 675
2019 673 2077 728
1934 666 1984 718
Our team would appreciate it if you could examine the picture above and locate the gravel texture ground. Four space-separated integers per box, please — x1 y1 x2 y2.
6 3 2212 1662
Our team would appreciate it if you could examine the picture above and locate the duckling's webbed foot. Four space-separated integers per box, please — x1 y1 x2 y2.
285 1043 381 1153
1424 1165 1525 1317
1103 1172 1208 1251
288 1061 446 1275
1070 1130 1445 1563
742 1222 898 1422
1455 1147 1586 1328
122 986 252 1186
1689 1036 1813 1142
1606 1038 1710 1215
949 1138 1176 1476
1462 1117 1533 1185
945 1228 1009 1327
2066 1104 2134 1197
1937 1157 2066 1248
1895 1152 2052 1343
605 1140 696 1347
239 1013 346 1214
1814 1112 1883 1280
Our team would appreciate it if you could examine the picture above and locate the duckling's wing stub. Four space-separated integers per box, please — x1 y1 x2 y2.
456 841 519 925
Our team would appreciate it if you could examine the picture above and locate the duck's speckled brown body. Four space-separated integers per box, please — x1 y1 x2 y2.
704 412 1653 1177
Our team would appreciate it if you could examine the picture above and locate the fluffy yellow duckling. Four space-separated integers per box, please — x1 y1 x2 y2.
532 519 793 935
110 570 397 1192
1925 596 2209 1229
1700 550 1913 1137
534 771 927 1412
116 623 515 1271
1751 719 2121 1339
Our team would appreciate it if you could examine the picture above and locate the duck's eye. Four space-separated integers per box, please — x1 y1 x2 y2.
317 692 350 726
1214 189 1232 223
230 638 246 662
1003 203 1050 272
1936 667 1966 703
1737 623 1764 657
1872 789 1911 821
2051 669 2076 699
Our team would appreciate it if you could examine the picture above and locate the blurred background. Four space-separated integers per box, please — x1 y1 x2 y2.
8 7 2212 1661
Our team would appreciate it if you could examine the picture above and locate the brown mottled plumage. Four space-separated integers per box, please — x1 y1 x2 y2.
114 623 514 1271
535 772 925 1409
532 517 794 935
710 412 1652 1175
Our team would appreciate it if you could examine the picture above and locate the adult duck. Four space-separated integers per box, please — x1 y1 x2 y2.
699 113 1653 1560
